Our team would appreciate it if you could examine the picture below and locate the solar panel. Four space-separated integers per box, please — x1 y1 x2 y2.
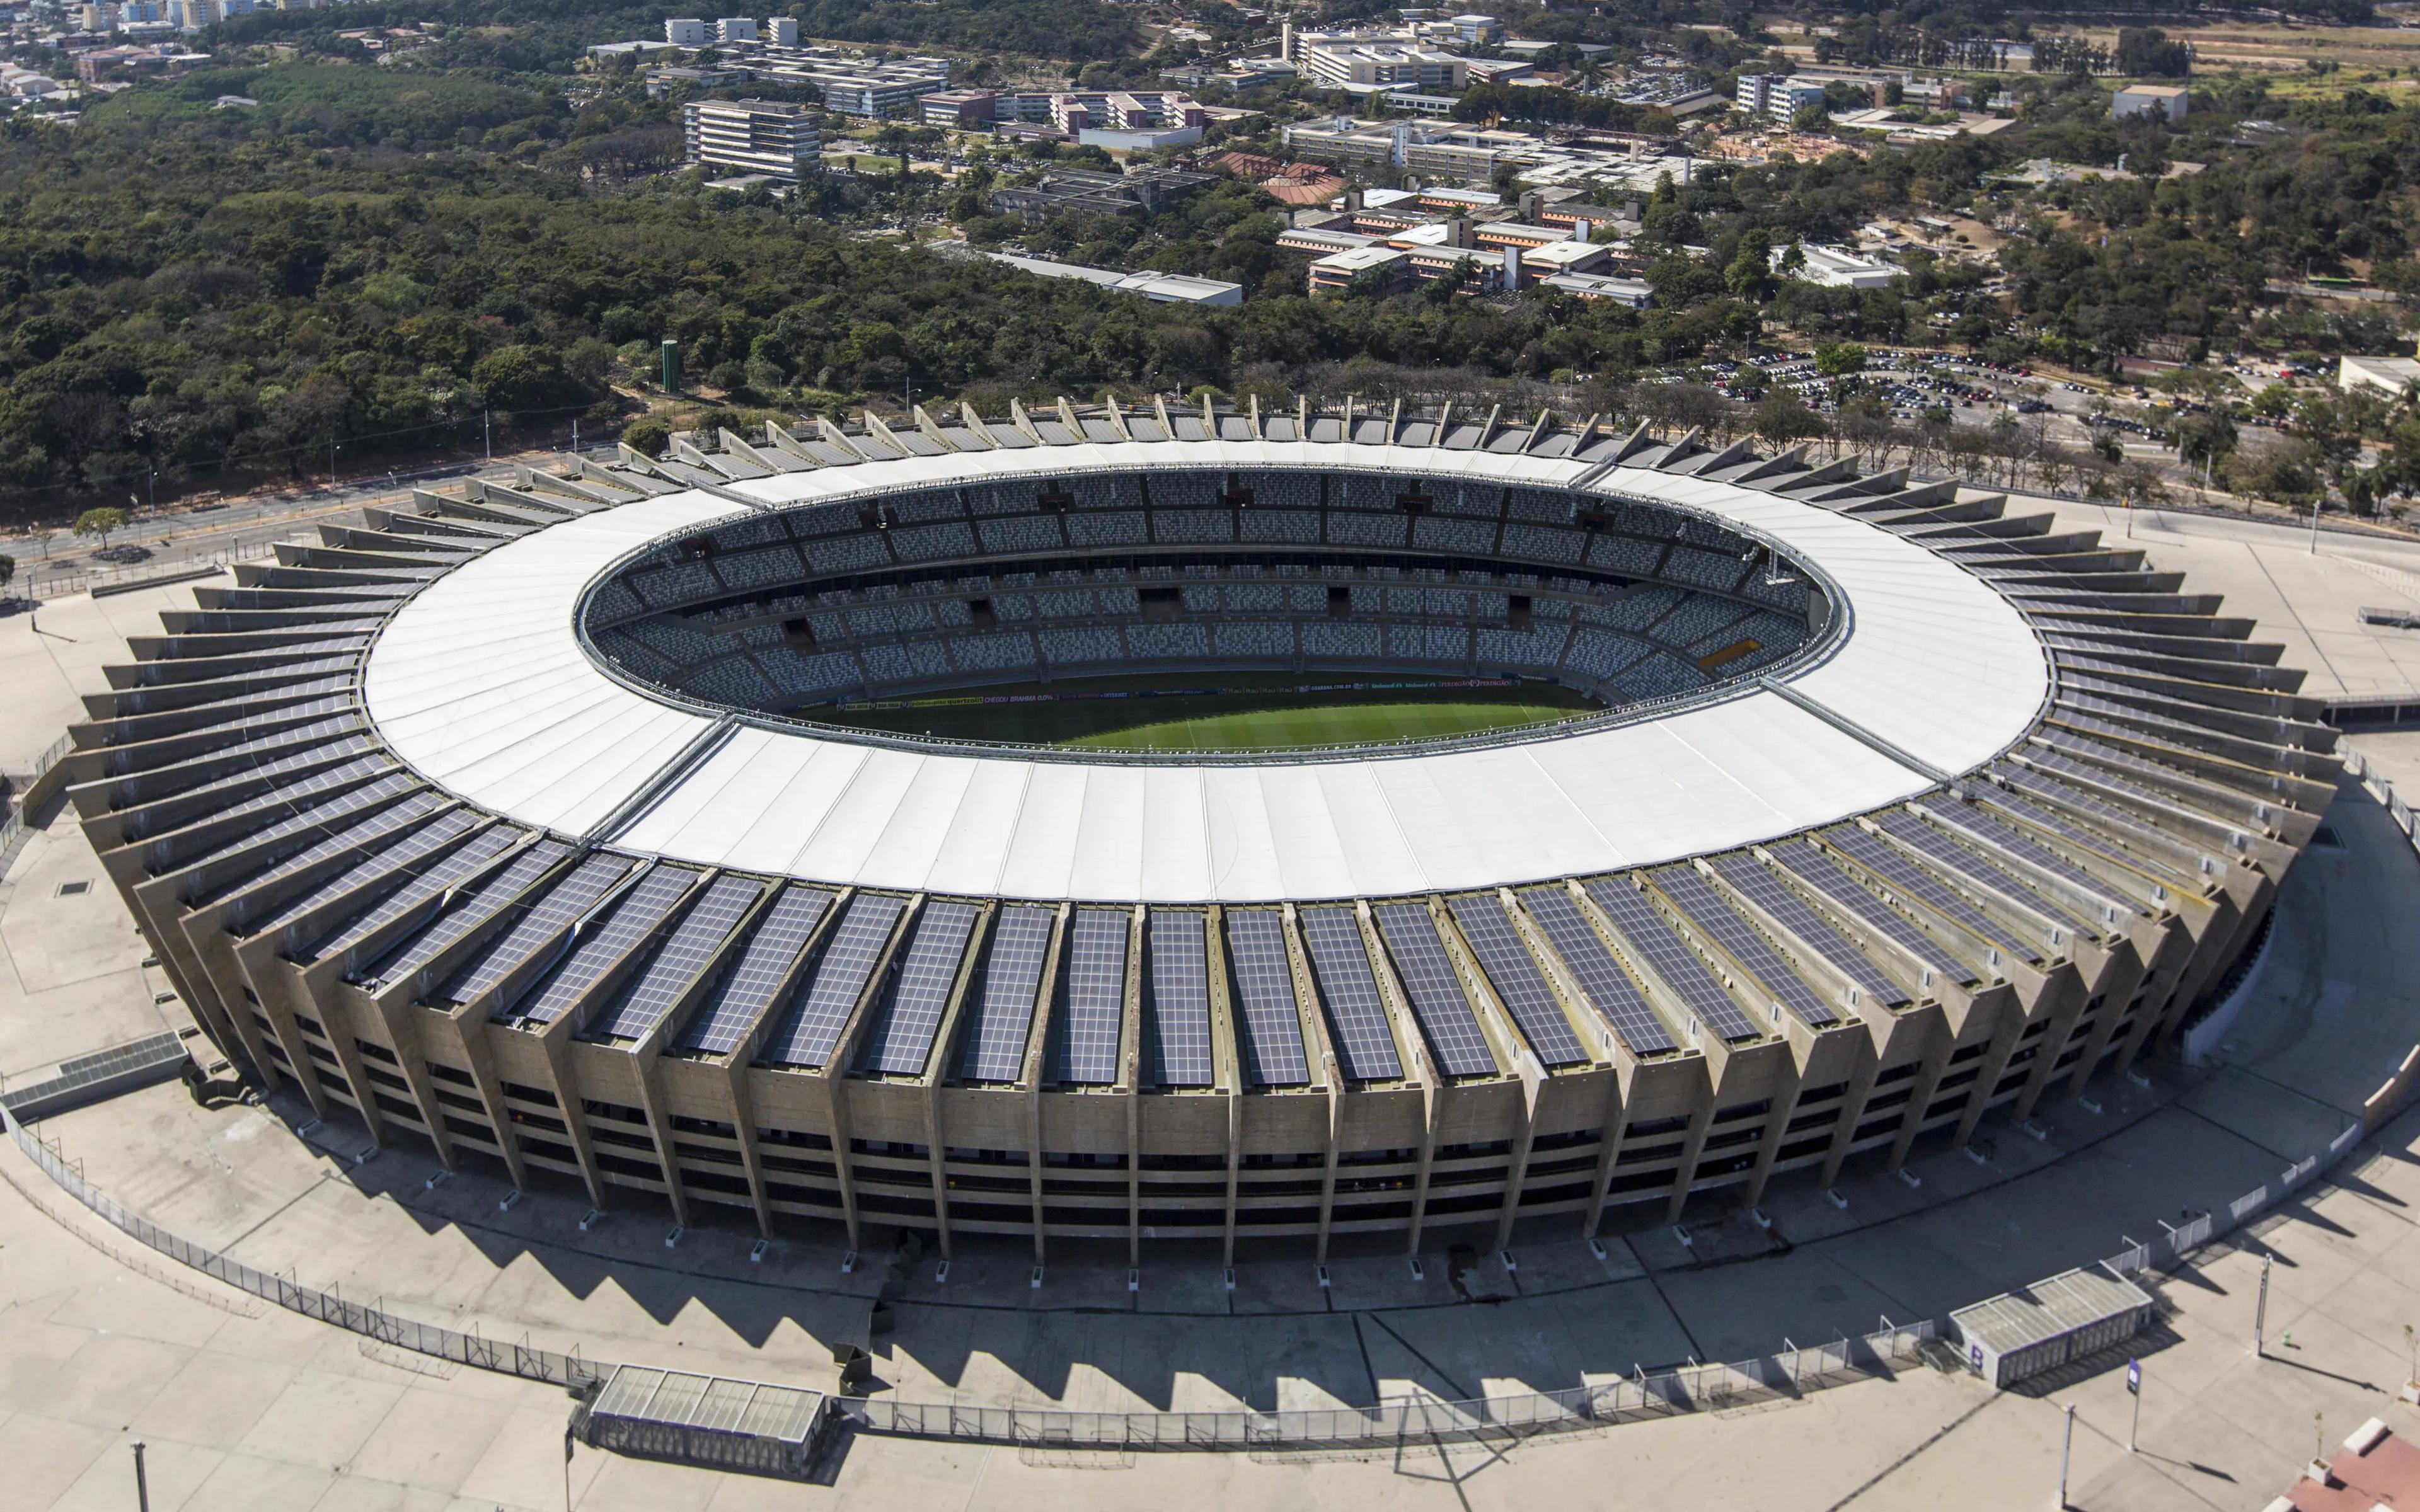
1515 887 1677 1055
313 827 521 966
1993 765 2198 874
359 839 575 988
758 893 907 1068
679 885 834 1055
1444 895 1586 1067
958 905 1054 1082
250 810 483 939
224 791 448 919
857 902 981 1076
1221 911 1310 1087
1708 855 1908 1005
1917 801 2141 919
1297 907 1403 1082
2027 737 2194 811
1651 867 1840 1029
587 874 766 1043
1583 879 1759 1043
1053 908 1129 1085
1144 911 1216 1089
1872 810 2087 937
434 852 640 1007
1768 842 1974 984
182 772 418 896
1818 826 2027 959
504 866 701 1026
1371 903 1498 1077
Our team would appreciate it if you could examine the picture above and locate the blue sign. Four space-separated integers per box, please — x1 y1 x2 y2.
2127 1359 2141 1395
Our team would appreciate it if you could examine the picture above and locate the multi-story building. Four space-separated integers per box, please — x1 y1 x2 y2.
1736 73 1828 122
1041 89 1206 149
714 16 756 43
740 44 950 117
664 17 706 46
1281 118 1408 171
682 97 821 180
920 88 999 129
1298 43 1468 92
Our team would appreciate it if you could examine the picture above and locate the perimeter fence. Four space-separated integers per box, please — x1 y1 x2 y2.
834 1322 1939 1450
0 1111 606 1391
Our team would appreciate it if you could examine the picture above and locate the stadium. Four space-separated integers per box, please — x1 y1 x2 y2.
66 396 2335 1268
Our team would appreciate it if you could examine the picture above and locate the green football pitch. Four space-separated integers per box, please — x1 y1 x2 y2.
1061 699 1582 752
814 674 1601 750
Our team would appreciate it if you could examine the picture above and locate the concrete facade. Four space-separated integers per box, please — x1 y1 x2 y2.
52 403 2331 1273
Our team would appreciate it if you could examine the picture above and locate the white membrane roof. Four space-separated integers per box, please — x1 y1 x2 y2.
360 438 2049 903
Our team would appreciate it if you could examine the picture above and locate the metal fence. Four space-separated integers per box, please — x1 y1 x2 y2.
2342 748 2420 870
0 1112 606 1390
2100 1123 2359 1284
836 1322 1937 1450
0 732 75 873
14 530 299 603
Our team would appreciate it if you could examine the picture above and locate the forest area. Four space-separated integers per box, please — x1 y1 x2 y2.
1 0 2418 515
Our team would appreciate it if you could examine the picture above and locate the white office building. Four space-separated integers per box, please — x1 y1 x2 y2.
664 17 706 46
683 97 821 180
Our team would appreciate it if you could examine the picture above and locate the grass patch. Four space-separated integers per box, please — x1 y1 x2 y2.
1061 699 1584 751
814 673 1601 748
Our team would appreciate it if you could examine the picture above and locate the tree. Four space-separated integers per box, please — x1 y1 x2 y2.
1753 392 1825 449
0 555 13 599
74 507 127 547
2177 411 2237 467
1725 229 1776 302
1813 341 1867 379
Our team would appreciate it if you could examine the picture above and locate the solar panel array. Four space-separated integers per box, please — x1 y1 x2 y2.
187 772 420 900
587 873 766 1043
506 865 701 1026
759 893 906 1069
1371 903 1497 1077
957 905 1054 1082
1221 911 1311 1087
1708 855 1907 1005
1818 827 2022 960
1768 843 1974 983
1514 887 1677 1054
1054 908 1129 1085
315 827 522 967
435 852 639 1007
1990 769 2169 868
1922 801 2142 918
1583 879 1758 1042
1872 810 2087 936
1145 911 1216 1088
857 902 981 1076
679 885 834 1055
250 809 483 939
1296 907 1404 1082
1444 895 1587 1066
221 788 446 910
360 839 575 989
1651 867 1840 1029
